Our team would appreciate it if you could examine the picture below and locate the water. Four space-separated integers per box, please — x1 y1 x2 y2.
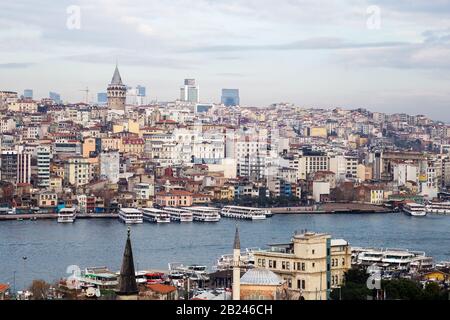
1 213 450 290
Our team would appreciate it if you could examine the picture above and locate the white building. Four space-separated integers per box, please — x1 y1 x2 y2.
312 181 330 203
100 150 120 184
37 144 52 188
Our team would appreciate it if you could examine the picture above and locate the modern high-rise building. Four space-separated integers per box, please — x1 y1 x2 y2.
37 144 52 188
180 79 199 103
49 92 61 103
23 89 33 99
221 89 240 107
97 92 108 105
136 85 146 97
107 65 127 111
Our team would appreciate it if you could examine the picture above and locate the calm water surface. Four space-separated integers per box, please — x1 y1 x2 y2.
1 213 450 289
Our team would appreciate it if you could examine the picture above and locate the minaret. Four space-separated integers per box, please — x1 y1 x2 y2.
116 227 139 300
232 226 241 300
107 64 127 112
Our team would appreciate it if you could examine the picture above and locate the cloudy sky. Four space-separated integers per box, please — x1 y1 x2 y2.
1 1 450 119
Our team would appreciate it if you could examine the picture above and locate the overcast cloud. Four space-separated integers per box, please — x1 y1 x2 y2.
0 1 449 119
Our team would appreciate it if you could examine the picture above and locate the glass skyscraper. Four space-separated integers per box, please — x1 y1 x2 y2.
23 89 33 99
97 92 108 104
221 89 240 106
49 91 61 103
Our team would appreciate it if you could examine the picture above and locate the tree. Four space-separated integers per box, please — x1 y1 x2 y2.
383 279 423 300
29 279 51 300
330 269 371 300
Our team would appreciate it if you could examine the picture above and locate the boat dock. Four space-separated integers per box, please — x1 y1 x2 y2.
271 203 392 214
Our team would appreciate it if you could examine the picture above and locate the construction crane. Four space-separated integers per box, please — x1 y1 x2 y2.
79 87 89 104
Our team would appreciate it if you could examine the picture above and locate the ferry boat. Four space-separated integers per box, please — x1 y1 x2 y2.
426 201 450 214
402 202 427 217
168 263 210 283
213 247 262 271
163 207 193 222
118 208 143 224
142 208 170 223
353 247 432 271
220 205 267 220
57 207 77 223
183 206 221 222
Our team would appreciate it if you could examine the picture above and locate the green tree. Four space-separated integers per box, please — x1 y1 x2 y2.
383 279 423 300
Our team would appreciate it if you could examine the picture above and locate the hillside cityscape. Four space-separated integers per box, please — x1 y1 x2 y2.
1 0 450 304
0 65 449 301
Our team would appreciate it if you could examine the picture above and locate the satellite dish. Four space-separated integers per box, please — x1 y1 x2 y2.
86 287 96 298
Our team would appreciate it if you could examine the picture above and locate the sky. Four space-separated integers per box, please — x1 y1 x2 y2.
1 0 450 119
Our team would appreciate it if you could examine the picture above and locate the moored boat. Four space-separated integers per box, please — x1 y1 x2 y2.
163 207 193 222
402 202 427 217
142 208 170 223
57 207 77 223
426 201 450 214
183 206 220 222
220 205 267 220
118 208 143 224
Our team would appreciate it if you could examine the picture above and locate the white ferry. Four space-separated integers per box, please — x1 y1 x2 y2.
118 208 143 224
183 206 221 222
57 207 77 223
220 206 267 220
426 201 450 214
353 247 432 271
163 207 193 222
142 208 170 223
402 202 427 217
213 247 262 271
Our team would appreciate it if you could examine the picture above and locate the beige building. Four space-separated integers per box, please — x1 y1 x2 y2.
65 157 91 187
253 231 351 300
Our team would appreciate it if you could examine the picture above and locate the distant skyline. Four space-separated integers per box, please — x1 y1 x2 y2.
1 1 450 119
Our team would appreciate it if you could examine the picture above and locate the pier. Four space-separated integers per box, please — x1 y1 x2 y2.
271 203 391 214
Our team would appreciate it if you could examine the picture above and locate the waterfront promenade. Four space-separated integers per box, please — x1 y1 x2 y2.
0 203 391 221
0 213 119 221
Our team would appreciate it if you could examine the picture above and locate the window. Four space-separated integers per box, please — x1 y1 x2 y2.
342 258 345 266
269 260 273 268
282 261 286 270
301 263 305 271
312 249 315 255
273 260 277 269
286 262 290 270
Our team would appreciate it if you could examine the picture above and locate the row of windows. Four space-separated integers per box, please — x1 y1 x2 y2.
331 258 346 267
260 259 312 271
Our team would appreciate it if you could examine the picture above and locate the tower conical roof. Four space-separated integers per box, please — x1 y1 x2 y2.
234 226 240 250
116 227 138 295
111 64 123 85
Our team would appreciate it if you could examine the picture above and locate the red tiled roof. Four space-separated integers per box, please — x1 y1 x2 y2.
0 283 9 293
147 283 177 294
